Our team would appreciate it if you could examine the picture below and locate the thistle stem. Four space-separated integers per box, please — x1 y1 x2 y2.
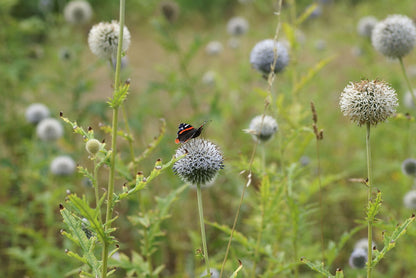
399 57 416 106
366 122 373 278
196 183 210 275
102 1 125 277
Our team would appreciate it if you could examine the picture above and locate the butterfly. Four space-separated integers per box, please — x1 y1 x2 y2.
175 122 206 144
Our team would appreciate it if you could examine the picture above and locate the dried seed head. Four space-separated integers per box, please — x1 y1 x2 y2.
88 21 131 60
340 80 398 126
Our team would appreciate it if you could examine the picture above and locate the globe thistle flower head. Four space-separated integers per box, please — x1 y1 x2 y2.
86 139 101 155
201 268 220 278
25 103 50 124
349 248 367 269
403 190 416 209
227 17 249 36
357 16 378 38
354 238 376 252
36 118 64 141
63 0 93 26
173 139 224 186
402 158 416 176
372 14 416 58
160 1 180 23
247 115 278 143
50 155 76 176
205 41 223 56
339 80 398 126
250 39 290 75
403 90 416 108
88 21 131 60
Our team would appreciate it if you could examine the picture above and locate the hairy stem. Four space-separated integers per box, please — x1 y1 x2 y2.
196 183 210 275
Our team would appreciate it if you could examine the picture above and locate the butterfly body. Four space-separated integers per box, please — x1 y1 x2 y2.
175 123 204 143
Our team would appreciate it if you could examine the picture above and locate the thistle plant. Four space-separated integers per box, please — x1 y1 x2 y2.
340 79 398 278
173 138 224 275
25 103 50 124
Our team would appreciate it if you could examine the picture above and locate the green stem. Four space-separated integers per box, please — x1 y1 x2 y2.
315 140 325 262
399 57 416 106
93 159 102 223
102 1 125 277
366 123 373 278
196 184 210 275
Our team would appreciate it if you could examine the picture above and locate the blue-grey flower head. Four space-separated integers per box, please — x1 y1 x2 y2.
173 139 224 186
247 115 278 143
227 16 249 36
88 21 131 60
25 103 50 124
354 238 376 252
402 158 416 176
64 0 93 25
349 248 367 269
372 14 416 58
50 155 76 176
357 16 378 38
36 118 64 141
340 80 398 126
403 190 416 209
250 39 289 75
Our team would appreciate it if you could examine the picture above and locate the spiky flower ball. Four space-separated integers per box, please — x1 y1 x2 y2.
247 115 278 143
402 158 416 177
205 41 223 56
25 103 50 124
85 139 101 155
357 16 378 38
173 139 224 186
50 155 76 176
63 0 93 25
36 118 64 141
339 80 398 126
227 16 249 36
354 238 376 252
88 21 131 60
250 39 290 75
349 248 367 269
403 190 416 209
372 14 416 58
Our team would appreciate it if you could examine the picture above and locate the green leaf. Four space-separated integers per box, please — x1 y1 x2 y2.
229 260 243 278
295 3 318 26
108 82 130 109
134 118 166 165
300 258 334 277
366 191 382 223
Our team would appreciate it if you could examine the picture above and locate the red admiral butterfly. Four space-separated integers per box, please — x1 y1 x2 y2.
175 122 205 144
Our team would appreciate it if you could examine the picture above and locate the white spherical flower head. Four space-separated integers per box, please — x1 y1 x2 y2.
64 0 93 25
25 103 50 124
205 41 223 56
36 118 64 141
403 90 416 108
248 115 278 143
202 70 216 86
227 17 249 36
250 39 290 75
354 238 376 252
403 190 416 209
340 80 398 126
201 268 220 278
173 139 224 186
402 158 416 176
50 155 76 176
357 16 378 38
349 248 367 269
88 21 131 60
372 14 416 58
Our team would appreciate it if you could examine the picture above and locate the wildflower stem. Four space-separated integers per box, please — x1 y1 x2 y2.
93 160 102 223
315 139 325 263
196 183 210 275
102 0 125 277
366 122 373 278
399 57 416 106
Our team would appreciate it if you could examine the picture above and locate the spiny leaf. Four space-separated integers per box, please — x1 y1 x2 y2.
366 191 382 223
108 82 130 108
300 257 335 277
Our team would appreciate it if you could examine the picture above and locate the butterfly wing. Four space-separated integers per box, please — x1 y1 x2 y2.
176 123 197 143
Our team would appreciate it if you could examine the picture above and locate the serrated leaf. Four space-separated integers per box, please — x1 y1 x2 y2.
300 258 334 277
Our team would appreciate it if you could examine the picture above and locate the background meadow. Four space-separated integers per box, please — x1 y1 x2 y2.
1 0 416 277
